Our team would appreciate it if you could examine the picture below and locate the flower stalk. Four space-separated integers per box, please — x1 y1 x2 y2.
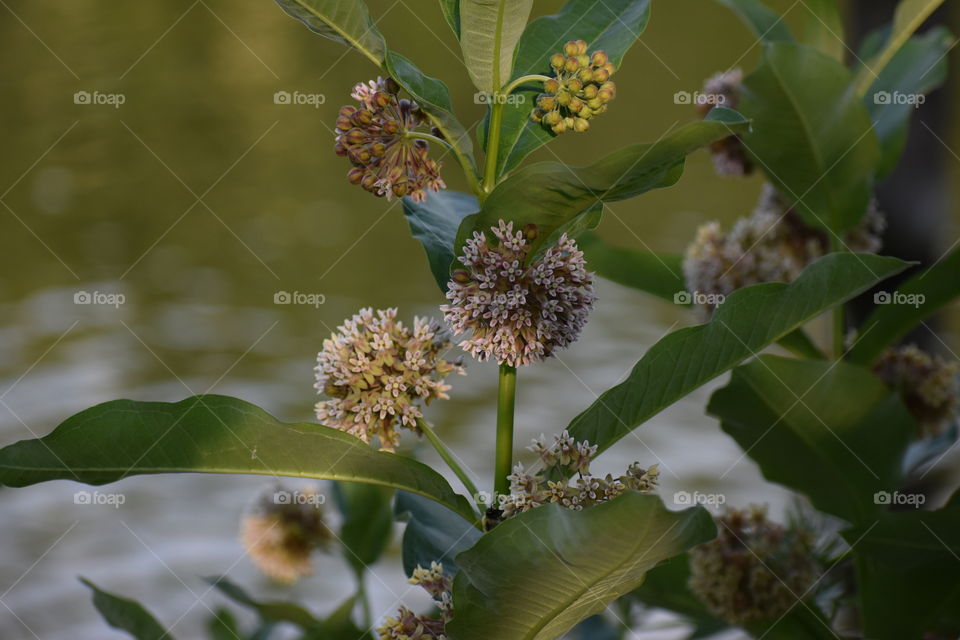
494 364 517 496
417 418 481 508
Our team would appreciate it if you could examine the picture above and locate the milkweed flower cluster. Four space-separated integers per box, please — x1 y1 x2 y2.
240 485 331 584
497 430 660 519
683 184 886 316
335 77 445 202
696 69 753 176
442 220 596 367
689 506 820 626
531 40 617 134
377 562 452 639
873 345 959 436
315 308 465 452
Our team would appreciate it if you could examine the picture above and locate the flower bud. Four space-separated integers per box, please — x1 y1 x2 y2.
587 97 603 110
568 98 583 113
382 119 400 135
371 142 386 156
530 108 544 123
339 105 357 118
556 91 571 106
564 57 580 73
577 54 590 68
384 77 401 94
392 181 408 198
353 108 373 126
346 128 366 145
597 88 614 102
347 167 365 184
563 41 580 57
578 68 594 83
543 110 563 126
374 91 391 108
544 78 560 94
582 84 598 99
550 53 565 69
591 51 609 67
537 94 557 111
593 68 609 83
573 117 590 132
566 78 583 92
551 120 567 134
336 116 352 130
575 40 588 55
452 269 471 284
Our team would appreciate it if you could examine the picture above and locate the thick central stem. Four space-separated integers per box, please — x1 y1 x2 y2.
483 101 505 196
494 364 517 496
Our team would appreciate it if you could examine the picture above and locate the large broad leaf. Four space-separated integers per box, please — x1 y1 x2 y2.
274 0 386 65
81 579 174 640
708 356 914 525
494 0 651 177
446 493 715 640
845 492 960 638
402 190 478 292
740 43 880 234
457 109 750 260
394 491 482 577
578 231 685 303
334 482 394 574
0 395 476 522
802 0 844 60
848 249 960 365
715 0 795 42
459 0 534 93
861 26 953 176
566 253 910 456
439 0 460 38
384 51 478 178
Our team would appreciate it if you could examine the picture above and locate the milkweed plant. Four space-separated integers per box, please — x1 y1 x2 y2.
1 1 958 639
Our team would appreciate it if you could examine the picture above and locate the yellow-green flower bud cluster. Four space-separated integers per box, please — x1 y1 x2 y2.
531 40 617 134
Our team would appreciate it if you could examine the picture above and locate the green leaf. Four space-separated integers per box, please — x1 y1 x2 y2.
715 0 795 42
566 253 910 455
802 0 845 60
458 109 751 261
439 0 460 38
494 0 652 177
776 327 827 359
845 492 960 638
631 555 728 634
334 481 394 573
207 608 242 640
578 231 685 303
853 0 948 96
708 356 914 524
459 0 534 93
402 190 478 292
740 43 881 234
0 394 476 522
446 493 715 640
207 576 324 628
384 50 478 178
862 26 954 176
394 490 481 576
848 249 960 365
81 578 174 640
274 0 386 65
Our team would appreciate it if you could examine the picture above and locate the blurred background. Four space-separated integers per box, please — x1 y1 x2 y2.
0 0 957 638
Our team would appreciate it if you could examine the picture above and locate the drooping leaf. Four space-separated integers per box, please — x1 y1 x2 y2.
457 109 750 261
81 578 174 640
207 576 324 629
802 0 845 60
566 253 910 456
707 356 914 524
494 0 652 176
384 51 478 177
402 190 478 292
715 0 795 42
0 395 476 522
848 249 960 365
207 608 242 640
446 493 715 640
459 0 534 93
274 0 386 65
439 0 460 38
740 43 880 234
334 482 394 574
394 490 481 577
578 231 685 303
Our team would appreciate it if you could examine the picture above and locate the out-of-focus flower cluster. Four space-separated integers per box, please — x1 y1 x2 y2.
497 430 660 519
689 506 820 626
335 77 445 202
696 69 753 176
442 220 596 367
315 308 464 452
873 345 959 436
240 485 331 584
683 184 886 316
378 562 452 640
531 40 617 134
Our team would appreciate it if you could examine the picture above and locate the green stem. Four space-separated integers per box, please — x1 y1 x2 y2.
418 418 480 506
501 74 553 97
408 125 483 198
482 102 505 196
831 235 845 359
354 568 372 628
494 364 517 496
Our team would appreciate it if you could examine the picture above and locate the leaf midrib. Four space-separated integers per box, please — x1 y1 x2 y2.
292 1 381 65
